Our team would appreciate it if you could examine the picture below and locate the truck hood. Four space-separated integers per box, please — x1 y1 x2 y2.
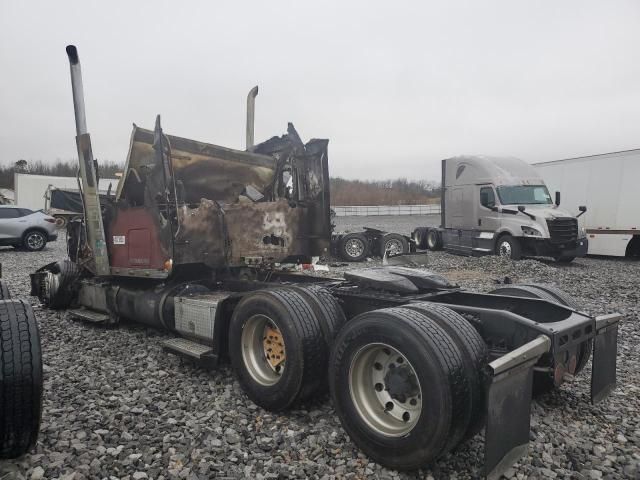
502 204 576 219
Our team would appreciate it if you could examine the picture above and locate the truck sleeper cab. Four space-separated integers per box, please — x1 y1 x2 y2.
414 156 588 262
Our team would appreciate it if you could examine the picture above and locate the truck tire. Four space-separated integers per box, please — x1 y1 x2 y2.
489 284 590 393
426 230 443 251
0 280 10 300
495 234 522 260
401 303 487 440
338 233 369 262
36 260 81 309
519 283 592 375
0 299 43 459
380 233 409 257
290 285 346 343
22 230 47 252
329 307 470 470
228 288 329 411
412 227 429 250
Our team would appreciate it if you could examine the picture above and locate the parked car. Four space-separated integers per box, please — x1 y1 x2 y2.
0 206 58 251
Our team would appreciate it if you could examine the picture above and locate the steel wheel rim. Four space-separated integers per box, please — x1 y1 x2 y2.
241 314 285 386
499 241 512 257
28 233 45 250
345 238 365 258
385 239 403 256
349 343 422 437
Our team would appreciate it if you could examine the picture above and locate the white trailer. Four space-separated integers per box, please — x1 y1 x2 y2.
14 173 118 211
534 149 640 257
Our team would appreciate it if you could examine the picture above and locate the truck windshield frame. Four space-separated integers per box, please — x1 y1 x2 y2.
496 185 553 205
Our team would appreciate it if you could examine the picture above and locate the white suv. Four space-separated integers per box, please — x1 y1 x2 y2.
0 206 58 251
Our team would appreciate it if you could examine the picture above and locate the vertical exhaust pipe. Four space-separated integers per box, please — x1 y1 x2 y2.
66 46 88 136
65 45 110 276
246 86 258 151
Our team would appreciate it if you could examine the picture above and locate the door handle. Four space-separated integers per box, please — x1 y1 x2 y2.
478 219 482 226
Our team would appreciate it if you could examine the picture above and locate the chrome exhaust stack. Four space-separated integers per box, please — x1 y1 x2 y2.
65 45 110 276
246 86 258 151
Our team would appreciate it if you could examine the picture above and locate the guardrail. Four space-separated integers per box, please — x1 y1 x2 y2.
332 204 441 216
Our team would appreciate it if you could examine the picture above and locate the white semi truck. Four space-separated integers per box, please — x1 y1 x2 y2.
534 149 640 257
413 156 588 262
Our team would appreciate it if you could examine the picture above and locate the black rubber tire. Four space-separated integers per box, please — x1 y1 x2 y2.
290 285 346 343
495 234 522 260
338 232 369 262
0 299 43 459
38 260 81 309
22 231 47 252
555 256 575 263
0 280 10 300
380 233 410 257
329 307 470 470
519 283 592 374
228 288 328 411
412 227 429 250
402 303 487 440
426 230 443 251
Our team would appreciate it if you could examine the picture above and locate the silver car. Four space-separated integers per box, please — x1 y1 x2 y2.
0 205 58 251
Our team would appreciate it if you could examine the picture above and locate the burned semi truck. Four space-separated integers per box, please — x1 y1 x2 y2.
31 46 620 478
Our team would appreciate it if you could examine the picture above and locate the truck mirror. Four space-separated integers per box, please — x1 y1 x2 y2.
517 205 525 212
579 205 587 212
555 191 561 206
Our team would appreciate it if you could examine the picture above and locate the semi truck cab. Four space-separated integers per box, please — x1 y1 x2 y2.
420 156 588 262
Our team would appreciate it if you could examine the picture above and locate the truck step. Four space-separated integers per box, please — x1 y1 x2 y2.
162 337 217 368
68 307 110 324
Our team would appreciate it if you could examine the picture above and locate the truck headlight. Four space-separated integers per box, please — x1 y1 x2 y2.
521 226 542 237
579 227 587 238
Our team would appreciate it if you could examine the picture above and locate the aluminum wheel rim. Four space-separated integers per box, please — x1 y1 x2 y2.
27 233 45 250
499 241 512 257
345 238 365 258
427 233 437 248
241 314 285 386
349 343 422 437
384 239 403 256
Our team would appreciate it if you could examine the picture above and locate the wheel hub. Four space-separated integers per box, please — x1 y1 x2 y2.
499 241 512 257
263 325 285 368
384 365 420 402
345 238 365 258
385 239 402 256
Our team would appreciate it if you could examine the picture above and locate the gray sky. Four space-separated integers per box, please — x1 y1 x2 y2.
1 1 639 181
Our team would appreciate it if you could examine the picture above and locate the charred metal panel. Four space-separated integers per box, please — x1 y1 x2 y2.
106 120 331 276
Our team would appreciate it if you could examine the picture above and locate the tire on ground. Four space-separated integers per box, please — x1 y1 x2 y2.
22 230 47 252
412 227 429 250
401 302 487 439
38 260 81 309
0 280 10 300
495 234 522 260
329 307 471 470
426 230 443 251
228 288 329 411
338 232 369 262
380 233 410 257
0 299 43 459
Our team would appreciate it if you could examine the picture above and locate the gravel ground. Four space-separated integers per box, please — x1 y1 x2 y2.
0 235 638 480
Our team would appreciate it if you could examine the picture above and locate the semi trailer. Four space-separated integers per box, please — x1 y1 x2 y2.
412 156 588 262
534 149 640 257
30 46 620 479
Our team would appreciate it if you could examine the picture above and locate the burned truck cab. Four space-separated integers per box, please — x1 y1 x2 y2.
96 119 331 279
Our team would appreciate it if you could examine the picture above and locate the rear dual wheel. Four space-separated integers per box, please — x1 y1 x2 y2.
228 286 345 411
329 305 485 470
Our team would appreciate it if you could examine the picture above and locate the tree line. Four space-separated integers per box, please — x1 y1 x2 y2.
0 160 442 206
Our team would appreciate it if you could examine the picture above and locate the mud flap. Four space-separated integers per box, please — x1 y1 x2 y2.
591 313 620 404
484 336 551 480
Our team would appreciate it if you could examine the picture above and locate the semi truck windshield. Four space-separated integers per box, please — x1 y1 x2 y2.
496 185 552 205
